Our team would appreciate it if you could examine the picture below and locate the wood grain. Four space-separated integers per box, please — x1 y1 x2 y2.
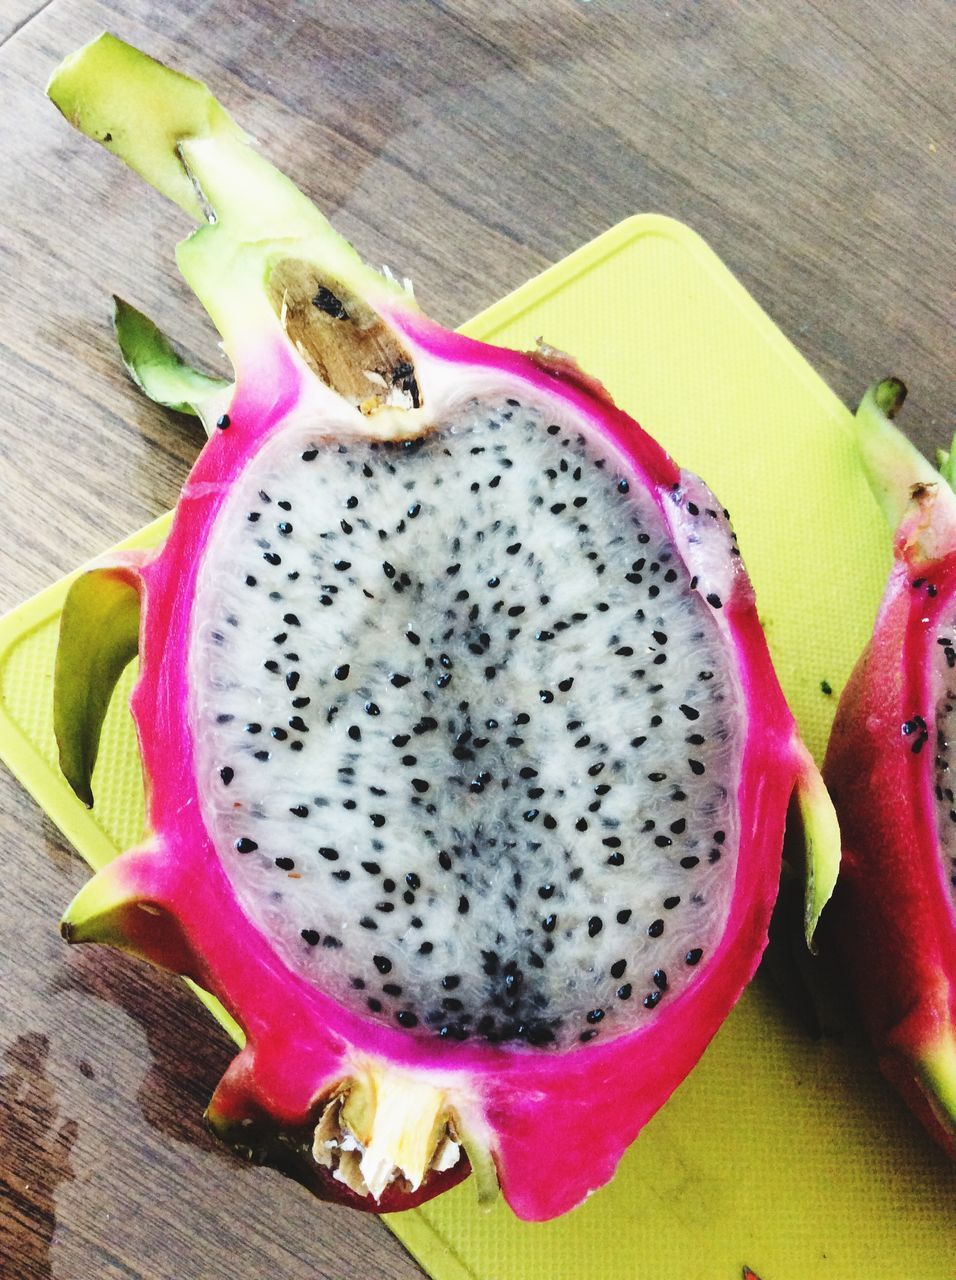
0 2 953 1277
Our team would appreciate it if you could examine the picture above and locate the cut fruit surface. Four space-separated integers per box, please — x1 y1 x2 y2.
48 33 838 1219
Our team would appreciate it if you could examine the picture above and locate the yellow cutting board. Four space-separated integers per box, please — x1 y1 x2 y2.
0 216 953 1279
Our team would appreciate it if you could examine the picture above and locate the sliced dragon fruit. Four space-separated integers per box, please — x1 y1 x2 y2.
47 35 839 1219
824 379 956 1159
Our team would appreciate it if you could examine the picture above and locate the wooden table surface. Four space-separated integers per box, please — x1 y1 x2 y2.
0 2 952 1277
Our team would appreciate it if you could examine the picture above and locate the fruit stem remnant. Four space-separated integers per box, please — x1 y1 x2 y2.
854 379 952 529
312 1062 495 1203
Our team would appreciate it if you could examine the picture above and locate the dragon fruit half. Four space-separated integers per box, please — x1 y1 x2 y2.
47 35 838 1220
824 380 956 1159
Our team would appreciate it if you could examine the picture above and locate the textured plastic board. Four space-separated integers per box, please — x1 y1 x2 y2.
0 216 953 1278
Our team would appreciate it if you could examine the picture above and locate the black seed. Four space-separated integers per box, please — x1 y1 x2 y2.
301 929 320 946
648 919 665 938
332 869 351 882
370 813 386 828
688 759 705 775
643 990 662 1009
275 857 295 871
588 916 603 937
365 701 381 716
220 766 234 785
264 552 281 565
438 850 452 871
542 914 557 933
653 969 668 991
680 855 700 869
664 895 681 909
586 1009 605 1024
235 837 257 854
685 948 703 965
706 593 723 609
507 542 522 555
419 941 434 955
617 984 632 1000
373 955 392 974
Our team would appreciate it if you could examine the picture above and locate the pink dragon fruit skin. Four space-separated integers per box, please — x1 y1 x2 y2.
824 380 956 1159
47 35 839 1220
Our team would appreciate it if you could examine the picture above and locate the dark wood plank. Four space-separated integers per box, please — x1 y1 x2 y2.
0 1 953 1277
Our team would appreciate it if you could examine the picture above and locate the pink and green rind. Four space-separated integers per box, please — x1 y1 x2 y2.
824 537 956 1159
68 315 802 1218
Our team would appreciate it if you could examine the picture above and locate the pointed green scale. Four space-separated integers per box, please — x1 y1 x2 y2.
113 296 231 417
54 564 141 808
60 847 201 979
792 740 842 951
